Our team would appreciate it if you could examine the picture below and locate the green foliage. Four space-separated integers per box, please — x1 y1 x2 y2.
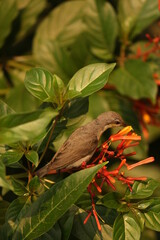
68 63 116 98
0 0 160 239
98 180 160 240
12 164 105 240
109 60 157 103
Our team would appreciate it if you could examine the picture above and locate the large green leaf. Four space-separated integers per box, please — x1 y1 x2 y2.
0 108 58 144
24 68 65 104
143 211 160 231
113 212 141 240
109 60 157 103
15 0 47 43
0 0 18 48
125 179 159 200
12 163 106 240
68 63 116 98
34 1 85 48
33 1 85 81
84 0 118 60
6 83 40 112
70 33 93 69
118 0 160 39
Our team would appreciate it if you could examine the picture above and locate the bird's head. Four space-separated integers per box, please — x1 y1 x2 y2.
96 111 126 133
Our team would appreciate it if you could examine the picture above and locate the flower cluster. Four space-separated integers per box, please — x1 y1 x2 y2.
83 126 154 231
130 31 160 61
134 99 160 139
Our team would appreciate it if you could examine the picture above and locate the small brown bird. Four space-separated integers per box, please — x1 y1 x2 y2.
36 111 125 178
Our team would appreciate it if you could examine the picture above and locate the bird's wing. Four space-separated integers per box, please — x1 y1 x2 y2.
48 126 98 170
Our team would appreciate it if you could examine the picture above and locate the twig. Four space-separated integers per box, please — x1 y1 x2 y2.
38 114 60 165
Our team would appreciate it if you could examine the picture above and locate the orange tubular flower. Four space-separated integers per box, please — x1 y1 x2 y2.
126 157 155 170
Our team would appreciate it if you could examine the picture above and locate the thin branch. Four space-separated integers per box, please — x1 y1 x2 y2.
38 114 60 166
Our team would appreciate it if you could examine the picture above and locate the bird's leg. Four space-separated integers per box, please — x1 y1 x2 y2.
46 169 57 175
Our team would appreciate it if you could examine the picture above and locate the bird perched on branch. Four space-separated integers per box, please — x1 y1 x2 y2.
36 111 125 178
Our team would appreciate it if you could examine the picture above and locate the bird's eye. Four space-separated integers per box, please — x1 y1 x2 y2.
115 119 121 125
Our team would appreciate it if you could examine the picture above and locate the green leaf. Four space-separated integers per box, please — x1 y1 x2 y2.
0 200 9 226
12 163 106 240
0 161 12 190
85 0 118 60
96 205 118 226
118 0 160 39
34 1 85 48
70 33 93 69
25 68 65 104
142 211 160 231
11 177 28 196
68 63 116 98
0 100 14 116
5 196 30 222
1 150 24 166
97 192 122 209
0 108 58 144
113 212 141 240
138 198 160 231
25 150 39 167
137 199 157 210
5 196 31 238
0 0 18 48
63 97 89 119
15 0 47 43
60 215 74 240
72 208 113 240
109 60 157 103
28 176 41 193
125 179 159 200
129 209 144 231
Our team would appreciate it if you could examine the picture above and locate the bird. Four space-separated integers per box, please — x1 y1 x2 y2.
36 111 125 178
